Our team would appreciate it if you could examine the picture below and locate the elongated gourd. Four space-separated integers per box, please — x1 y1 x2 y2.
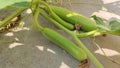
39 1 74 30
42 28 87 61
50 6 97 31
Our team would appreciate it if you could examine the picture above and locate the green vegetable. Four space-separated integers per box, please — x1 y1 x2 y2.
39 1 74 30
33 5 87 62
34 2 103 68
42 28 87 61
49 6 97 31
49 11 74 30
39 12 104 68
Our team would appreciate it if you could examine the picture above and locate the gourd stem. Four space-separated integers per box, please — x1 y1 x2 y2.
39 11 72 35
39 10 104 68
38 1 104 67
38 0 74 30
77 30 104 38
33 5 44 31
72 33 104 68
0 8 26 28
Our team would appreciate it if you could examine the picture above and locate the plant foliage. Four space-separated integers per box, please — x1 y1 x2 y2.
0 0 31 10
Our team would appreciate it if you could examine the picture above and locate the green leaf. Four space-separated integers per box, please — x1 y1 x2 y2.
109 20 120 31
91 15 105 26
108 20 120 35
0 0 32 10
91 15 110 31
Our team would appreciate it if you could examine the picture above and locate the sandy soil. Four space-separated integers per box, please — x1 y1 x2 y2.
0 0 120 68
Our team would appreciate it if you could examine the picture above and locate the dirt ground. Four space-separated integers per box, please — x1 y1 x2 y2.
0 0 120 68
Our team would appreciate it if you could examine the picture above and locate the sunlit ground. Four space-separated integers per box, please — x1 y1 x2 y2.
0 0 120 68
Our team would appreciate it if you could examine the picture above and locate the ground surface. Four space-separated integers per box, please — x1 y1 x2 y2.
0 0 120 68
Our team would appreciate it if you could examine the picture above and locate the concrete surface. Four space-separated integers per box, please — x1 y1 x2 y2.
0 0 120 68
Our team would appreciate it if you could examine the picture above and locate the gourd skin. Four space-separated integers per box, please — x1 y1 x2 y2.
42 28 87 61
50 6 97 31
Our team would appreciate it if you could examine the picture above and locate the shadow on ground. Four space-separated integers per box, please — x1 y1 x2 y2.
0 0 120 68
